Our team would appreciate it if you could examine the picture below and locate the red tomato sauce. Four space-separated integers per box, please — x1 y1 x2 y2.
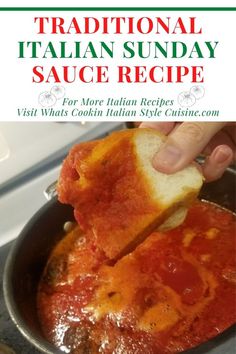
57 132 164 260
37 201 236 353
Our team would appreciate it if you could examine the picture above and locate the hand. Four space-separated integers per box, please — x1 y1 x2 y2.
140 122 236 182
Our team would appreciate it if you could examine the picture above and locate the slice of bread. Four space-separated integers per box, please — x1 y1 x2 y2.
58 128 203 260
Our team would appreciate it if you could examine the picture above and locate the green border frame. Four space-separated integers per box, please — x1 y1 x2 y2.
0 7 235 11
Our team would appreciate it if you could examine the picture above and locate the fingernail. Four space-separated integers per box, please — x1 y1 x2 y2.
153 145 182 170
214 147 232 164
140 122 156 129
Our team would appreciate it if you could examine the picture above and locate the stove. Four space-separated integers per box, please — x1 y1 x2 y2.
0 122 125 353
0 122 124 247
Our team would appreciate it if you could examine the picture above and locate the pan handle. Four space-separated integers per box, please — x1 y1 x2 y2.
44 180 58 201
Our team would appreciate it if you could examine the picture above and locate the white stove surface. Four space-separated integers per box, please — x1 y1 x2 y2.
0 122 124 246
0 122 101 187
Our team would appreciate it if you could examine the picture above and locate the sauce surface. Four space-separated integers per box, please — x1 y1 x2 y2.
37 201 236 353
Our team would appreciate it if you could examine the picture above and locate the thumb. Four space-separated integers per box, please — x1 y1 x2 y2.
153 122 226 173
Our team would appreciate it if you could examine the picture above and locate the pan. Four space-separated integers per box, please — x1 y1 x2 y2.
3 166 236 354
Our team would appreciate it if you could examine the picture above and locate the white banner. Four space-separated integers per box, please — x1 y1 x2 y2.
0 9 235 121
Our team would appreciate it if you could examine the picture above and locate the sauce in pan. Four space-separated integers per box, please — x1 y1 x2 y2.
37 201 236 353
